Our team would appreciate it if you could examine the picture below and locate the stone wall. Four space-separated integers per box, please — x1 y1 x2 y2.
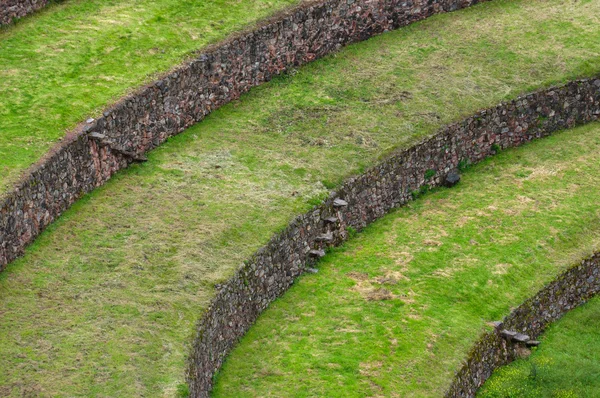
0 0 49 25
0 0 488 271
186 77 600 396
445 252 600 397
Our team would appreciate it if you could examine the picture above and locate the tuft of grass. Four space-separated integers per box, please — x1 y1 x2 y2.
424 169 437 180
212 122 600 397
1 0 600 395
479 295 600 398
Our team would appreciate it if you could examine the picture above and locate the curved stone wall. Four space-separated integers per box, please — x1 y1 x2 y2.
186 77 600 396
445 253 600 397
0 0 49 25
0 0 487 271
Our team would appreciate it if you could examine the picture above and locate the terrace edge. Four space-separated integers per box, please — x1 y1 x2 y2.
445 252 600 397
0 0 488 270
186 77 600 396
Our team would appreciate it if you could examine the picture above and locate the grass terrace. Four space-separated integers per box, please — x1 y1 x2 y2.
479 296 600 398
0 0 298 192
213 122 600 397
1 0 600 395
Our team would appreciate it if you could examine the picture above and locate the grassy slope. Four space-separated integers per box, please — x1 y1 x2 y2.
479 296 600 398
213 122 600 397
1 0 600 396
0 0 298 192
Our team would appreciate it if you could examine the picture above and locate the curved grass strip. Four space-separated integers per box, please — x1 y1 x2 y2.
212 122 600 397
0 0 299 190
447 252 600 397
0 0 489 270
191 78 599 395
478 296 600 398
0 0 599 395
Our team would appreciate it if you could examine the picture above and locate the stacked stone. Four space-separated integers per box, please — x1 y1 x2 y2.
0 0 490 271
186 78 600 396
0 0 49 25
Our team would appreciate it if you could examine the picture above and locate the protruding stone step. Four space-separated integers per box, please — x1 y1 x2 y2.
513 333 530 343
309 249 326 258
526 340 541 347
491 321 503 329
333 198 348 207
500 330 516 339
322 216 338 224
315 232 333 243
89 132 106 140
500 329 530 343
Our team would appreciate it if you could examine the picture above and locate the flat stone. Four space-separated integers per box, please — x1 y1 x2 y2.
500 329 531 343
309 249 325 258
513 333 530 343
89 132 106 140
315 232 333 242
500 330 517 339
333 198 348 207
322 216 338 224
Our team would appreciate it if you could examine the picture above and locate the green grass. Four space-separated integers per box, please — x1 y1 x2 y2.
1 0 600 395
0 0 298 192
212 122 600 397
479 296 600 398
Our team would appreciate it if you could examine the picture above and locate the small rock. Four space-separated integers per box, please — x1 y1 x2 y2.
322 216 338 224
86 118 95 124
526 340 541 347
306 267 319 274
444 172 461 187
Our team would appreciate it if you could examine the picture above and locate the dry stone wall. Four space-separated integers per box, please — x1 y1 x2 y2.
0 0 49 25
0 0 487 271
445 252 600 397
186 78 600 396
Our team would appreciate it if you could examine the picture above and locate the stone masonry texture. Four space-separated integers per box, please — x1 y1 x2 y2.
0 0 599 394
0 0 488 270
0 0 49 25
186 78 600 396
445 253 600 397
